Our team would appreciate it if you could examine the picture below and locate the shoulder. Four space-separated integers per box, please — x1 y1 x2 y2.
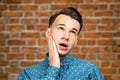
72 56 97 70
21 60 47 74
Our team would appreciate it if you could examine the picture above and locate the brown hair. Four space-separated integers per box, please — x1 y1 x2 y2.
48 7 83 33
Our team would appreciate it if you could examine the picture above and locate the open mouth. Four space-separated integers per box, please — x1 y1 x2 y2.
59 43 68 50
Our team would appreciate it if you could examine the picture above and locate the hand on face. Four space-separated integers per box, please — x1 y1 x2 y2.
46 30 60 68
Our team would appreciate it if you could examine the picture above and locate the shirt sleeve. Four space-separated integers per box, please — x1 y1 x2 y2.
17 66 59 80
88 65 103 80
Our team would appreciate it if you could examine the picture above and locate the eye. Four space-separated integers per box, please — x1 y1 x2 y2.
70 30 77 35
58 27 64 31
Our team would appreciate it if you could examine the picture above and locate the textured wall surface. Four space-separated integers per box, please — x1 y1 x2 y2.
0 0 120 80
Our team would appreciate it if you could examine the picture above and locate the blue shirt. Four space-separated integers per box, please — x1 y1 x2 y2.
17 54 103 80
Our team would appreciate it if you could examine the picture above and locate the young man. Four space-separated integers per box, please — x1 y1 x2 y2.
17 7 103 80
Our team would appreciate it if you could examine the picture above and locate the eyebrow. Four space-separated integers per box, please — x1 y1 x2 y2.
58 24 79 33
72 28 78 33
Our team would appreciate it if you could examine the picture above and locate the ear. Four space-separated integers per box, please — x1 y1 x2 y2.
46 28 51 38
74 37 78 46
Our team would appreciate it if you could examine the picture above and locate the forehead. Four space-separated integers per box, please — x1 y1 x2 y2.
52 14 80 30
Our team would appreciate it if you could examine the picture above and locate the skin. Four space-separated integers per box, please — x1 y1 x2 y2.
46 14 80 68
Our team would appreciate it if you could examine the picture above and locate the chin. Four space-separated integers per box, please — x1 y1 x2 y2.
58 50 70 58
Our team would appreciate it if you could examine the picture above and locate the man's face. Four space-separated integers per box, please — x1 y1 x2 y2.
47 14 80 57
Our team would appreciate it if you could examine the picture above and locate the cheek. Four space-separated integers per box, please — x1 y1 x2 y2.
51 31 61 41
70 38 78 46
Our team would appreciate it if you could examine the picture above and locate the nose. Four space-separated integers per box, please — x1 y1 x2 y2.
62 31 69 41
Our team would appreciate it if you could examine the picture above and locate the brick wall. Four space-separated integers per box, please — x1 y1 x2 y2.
0 0 120 80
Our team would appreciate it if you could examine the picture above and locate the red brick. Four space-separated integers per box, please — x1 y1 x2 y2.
9 5 18 10
112 61 120 67
27 40 36 45
8 40 25 45
100 47 111 52
0 19 8 24
101 68 117 74
22 47 39 52
39 5 49 10
0 40 6 45
4 0 22 3
98 4 108 10
40 46 48 54
35 11 52 17
21 61 38 67
77 39 86 45
0 26 4 31
110 5 120 10
7 25 24 31
81 47 99 53
114 11 120 17
79 4 97 10
83 11 93 16
72 54 86 59
114 0 120 2
34 0 51 3
113 32 120 37
114 75 120 80
92 61 101 67
83 18 100 24
101 61 110 67
101 32 113 38
98 25 115 31
0 73 8 80
0 68 4 73
112 47 120 52
86 40 96 45
23 0 32 3
21 18 39 24
0 54 5 60
11 47 20 52
51 4 68 10
98 39 116 45
7 54 24 59
10 61 19 67
0 61 8 66
5 68 21 73
86 53 97 60
72 47 80 53
101 18 111 24
84 32 102 38
117 54 120 60
86 25 96 31
36 25 47 31
22 32 40 38
24 12 33 17
26 25 35 30
10 32 20 38
85 0 93 3
95 0 113 2
19 5 38 10
0 47 9 52
104 75 112 80
10 18 19 23
26 53 35 59
41 18 49 24
3 11 22 17
95 11 113 16
98 54 116 60
66 0 83 3
0 5 7 10
111 18 120 24
36 54 46 59
38 39 47 45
